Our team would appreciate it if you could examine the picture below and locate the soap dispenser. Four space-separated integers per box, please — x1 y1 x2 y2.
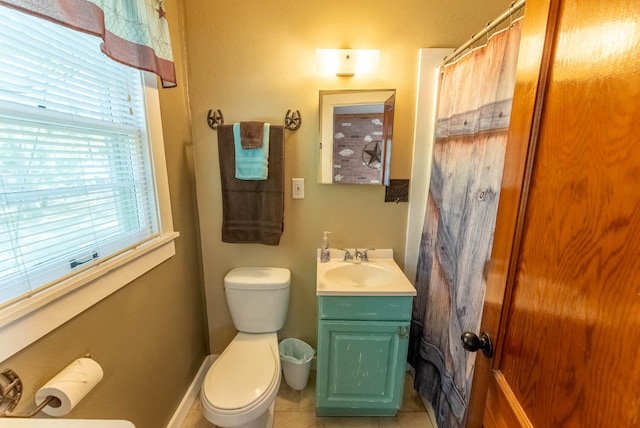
320 231 331 263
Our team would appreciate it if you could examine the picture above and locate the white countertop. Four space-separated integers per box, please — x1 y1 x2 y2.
316 249 417 296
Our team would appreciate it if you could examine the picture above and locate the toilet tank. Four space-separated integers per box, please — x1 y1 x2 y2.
224 267 290 333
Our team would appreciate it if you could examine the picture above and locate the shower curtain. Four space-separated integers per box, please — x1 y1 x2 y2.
408 19 522 428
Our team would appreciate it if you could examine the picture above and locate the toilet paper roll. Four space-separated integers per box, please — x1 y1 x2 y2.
35 357 104 417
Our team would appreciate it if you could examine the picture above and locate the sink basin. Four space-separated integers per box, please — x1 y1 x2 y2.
324 262 398 288
316 249 416 296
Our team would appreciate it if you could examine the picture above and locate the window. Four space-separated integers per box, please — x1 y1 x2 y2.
0 6 177 361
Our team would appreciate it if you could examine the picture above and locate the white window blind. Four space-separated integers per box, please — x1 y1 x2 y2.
0 6 159 308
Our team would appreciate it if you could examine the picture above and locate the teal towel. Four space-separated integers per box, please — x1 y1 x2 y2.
233 122 270 180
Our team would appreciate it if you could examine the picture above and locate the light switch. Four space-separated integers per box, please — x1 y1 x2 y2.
292 178 305 199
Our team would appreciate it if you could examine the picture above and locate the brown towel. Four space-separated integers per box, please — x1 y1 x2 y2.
239 121 265 149
218 124 284 245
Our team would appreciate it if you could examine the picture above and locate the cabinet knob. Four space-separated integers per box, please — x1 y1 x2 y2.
398 326 409 338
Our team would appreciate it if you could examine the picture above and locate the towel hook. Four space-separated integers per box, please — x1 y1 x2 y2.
207 109 224 130
284 110 302 131
0 369 22 414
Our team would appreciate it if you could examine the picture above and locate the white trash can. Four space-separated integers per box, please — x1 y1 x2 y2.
278 338 315 390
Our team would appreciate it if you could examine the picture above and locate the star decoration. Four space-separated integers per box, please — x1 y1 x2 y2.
364 141 381 166
156 1 167 19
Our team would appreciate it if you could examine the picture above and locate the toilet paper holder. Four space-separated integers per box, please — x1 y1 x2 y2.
0 369 22 413
0 369 62 418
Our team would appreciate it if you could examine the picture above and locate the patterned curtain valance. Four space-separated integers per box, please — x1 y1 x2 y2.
0 0 176 88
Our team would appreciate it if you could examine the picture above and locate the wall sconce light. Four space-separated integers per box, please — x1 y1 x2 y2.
316 49 380 76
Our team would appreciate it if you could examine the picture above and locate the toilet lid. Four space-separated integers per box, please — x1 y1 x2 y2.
203 338 277 411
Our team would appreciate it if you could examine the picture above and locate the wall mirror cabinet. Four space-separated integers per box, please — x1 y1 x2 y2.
318 89 396 185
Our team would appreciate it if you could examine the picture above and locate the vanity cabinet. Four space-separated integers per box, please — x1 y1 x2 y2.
316 295 413 416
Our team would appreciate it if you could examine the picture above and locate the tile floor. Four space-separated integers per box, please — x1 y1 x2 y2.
181 371 437 428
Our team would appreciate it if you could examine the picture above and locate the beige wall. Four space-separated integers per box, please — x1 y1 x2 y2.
0 1 207 427
0 1 517 426
184 0 512 353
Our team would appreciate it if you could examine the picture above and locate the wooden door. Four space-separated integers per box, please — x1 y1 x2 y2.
466 0 640 426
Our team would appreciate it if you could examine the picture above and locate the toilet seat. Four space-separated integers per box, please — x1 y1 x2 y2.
205 335 277 410
201 333 281 426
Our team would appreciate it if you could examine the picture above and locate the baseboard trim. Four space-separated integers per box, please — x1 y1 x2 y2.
166 354 217 428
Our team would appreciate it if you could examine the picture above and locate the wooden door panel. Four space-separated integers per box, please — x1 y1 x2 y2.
484 371 533 428
479 0 640 426
499 0 640 420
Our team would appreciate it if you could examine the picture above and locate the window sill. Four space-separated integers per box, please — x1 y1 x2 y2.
0 232 179 362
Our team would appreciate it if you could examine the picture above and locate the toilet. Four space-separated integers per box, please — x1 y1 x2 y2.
201 267 290 428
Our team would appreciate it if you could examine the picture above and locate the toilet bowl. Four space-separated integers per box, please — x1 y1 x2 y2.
201 332 281 428
200 267 290 428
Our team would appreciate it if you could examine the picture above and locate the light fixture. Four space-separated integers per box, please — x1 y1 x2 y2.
316 49 380 76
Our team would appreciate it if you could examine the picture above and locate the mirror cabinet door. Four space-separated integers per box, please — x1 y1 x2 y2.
318 90 396 185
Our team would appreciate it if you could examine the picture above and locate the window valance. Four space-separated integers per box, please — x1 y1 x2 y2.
0 0 176 87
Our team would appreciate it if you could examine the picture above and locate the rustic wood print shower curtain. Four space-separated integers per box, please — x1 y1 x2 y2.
408 19 522 428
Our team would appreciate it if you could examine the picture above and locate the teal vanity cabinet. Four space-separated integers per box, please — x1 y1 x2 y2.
316 295 413 416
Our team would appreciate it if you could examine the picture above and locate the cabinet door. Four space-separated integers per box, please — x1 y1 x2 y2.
316 320 409 416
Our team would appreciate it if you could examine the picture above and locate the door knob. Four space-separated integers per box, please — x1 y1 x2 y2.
461 331 494 358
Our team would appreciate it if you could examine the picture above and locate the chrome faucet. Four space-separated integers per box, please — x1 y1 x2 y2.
358 248 375 262
339 248 375 262
338 248 375 262
338 248 353 262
